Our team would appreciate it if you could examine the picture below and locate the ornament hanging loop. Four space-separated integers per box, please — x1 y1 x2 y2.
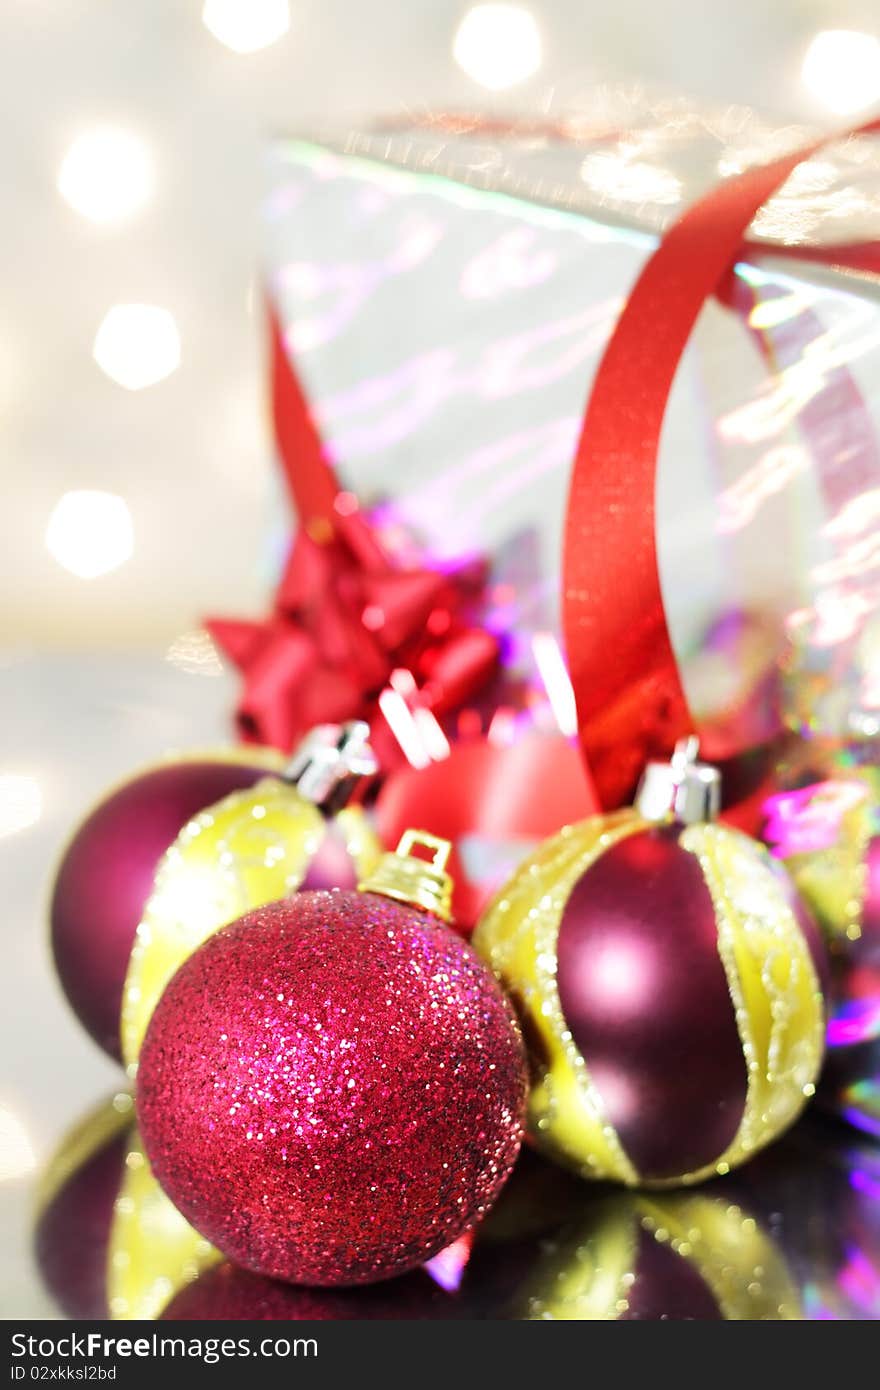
358 829 454 922
635 736 721 825
284 721 378 814
395 828 452 874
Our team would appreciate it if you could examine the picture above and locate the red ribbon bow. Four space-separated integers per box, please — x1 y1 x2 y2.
207 483 499 762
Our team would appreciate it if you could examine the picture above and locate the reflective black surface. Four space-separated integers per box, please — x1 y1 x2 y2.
29 1096 880 1320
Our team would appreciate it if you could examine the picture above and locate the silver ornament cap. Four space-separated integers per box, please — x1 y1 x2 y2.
634 736 721 825
284 721 378 813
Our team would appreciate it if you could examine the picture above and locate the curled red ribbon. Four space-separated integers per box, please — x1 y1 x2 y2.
207 311 499 761
218 121 880 806
375 732 597 930
564 118 880 808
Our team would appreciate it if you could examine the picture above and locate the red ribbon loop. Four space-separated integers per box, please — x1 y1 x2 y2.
375 733 597 930
564 118 880 808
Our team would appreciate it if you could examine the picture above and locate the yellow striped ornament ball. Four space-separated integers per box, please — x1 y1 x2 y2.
474 740 828 1187
51 722 380 1071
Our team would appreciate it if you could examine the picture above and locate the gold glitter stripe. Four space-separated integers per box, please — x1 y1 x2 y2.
474 811 648 1185
45 746 287 1036
106 1132 219 1320
783 767 878 946
476 814 826 1189
32 1093 134 1221
635 1194 802 1319
512 1191 800 1319
514 1199 639 1319
676 824 825 1187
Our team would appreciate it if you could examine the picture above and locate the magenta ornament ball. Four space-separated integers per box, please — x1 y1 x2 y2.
552 825 829 1181
50 756 278 1061
476 815 828 1187
136 892 528 1287
554 827 750 1179
33 1112 130 1320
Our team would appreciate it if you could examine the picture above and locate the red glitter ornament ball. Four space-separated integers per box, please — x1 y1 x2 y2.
136 889 528 1287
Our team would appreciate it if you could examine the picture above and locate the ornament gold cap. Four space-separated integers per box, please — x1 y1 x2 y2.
284 721 378 814
358 829 454 921
635 736 721 825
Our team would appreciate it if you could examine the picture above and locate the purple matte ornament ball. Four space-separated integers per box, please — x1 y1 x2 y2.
548 824 828 1181
33 1111 130 1319
50 756 279 1060
554 827 750 1178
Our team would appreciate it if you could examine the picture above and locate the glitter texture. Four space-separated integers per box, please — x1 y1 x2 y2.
474 812 826 1186
506 1191 801 1319
136 891 527 1286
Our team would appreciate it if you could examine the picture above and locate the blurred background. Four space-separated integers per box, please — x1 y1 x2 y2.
3 0 880 1317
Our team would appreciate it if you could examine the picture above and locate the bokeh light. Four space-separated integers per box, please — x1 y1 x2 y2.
202 0 290 54
531 631 578 736
802 30 880 115
0 1107 35 1183
0 775 41 839
92 304 181 391
453 4 541 91
57 127 154 225
45 490 134 579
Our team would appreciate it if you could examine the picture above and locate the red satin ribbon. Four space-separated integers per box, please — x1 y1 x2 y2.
269 307 340 528
375 733 597 930
207 308 500 760
564 118 880 808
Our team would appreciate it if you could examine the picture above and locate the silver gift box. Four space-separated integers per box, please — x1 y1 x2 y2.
263 97 880 755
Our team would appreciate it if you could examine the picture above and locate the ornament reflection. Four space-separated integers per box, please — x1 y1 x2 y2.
33 1100 880 1319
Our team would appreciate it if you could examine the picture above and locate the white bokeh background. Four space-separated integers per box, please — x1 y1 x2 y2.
1 0 879 1316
